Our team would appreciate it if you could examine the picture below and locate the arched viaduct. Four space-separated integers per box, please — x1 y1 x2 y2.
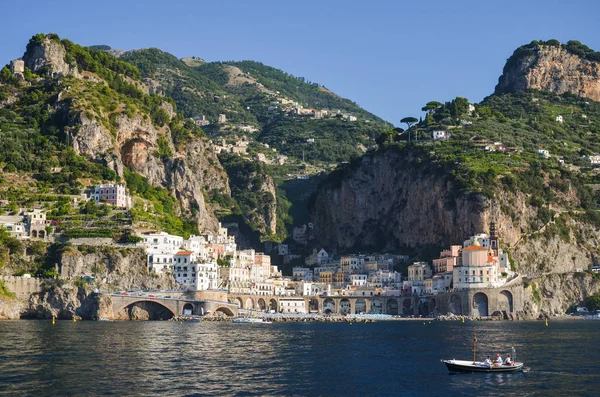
101 294 239 320
230 285 523 317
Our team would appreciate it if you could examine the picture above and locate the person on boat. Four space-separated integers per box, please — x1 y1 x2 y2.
494 353 503 366
483 356 492 367
504 354 514 366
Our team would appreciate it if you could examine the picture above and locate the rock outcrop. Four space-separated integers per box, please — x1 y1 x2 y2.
520 272 600 318
22 36 79 78
23 36 230 232
59 246 178 291
495 43 600 101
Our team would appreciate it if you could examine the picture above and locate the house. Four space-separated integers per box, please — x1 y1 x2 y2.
88 184 131 208
584 155 600 165
218 114 227 124
350 274 368 287
345 115 357 122
26 209 48 239
555 115 564 123
432 130 450 140
0 215 27 239
537 149 550 159
279 298 307 314
316 249 330 265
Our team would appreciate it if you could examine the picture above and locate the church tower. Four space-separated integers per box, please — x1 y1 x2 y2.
489 220 499 256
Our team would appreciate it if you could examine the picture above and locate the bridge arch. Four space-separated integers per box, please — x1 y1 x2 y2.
472 292 489 317
257 298 266 311
355 298 366 314
371 298 382 314
119 300 176 321
268 299 277 312
245 297 254 310
309 298 319 313
386 299 399 315
212 306 235 317
449 294 463 315
235 297 244 309
498 290 513 313
323 298 335 314
183 303 194 315
340 298 351 315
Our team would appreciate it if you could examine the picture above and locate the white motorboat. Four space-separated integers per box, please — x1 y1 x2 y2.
232 317 271 324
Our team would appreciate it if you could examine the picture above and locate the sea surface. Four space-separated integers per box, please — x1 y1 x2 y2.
0 319 598 396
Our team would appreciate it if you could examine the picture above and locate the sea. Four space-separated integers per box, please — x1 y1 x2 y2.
0 319 598 396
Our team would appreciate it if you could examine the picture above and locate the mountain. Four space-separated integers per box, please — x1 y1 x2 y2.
120 49 391 164
0 33 230 240
310 40 600 316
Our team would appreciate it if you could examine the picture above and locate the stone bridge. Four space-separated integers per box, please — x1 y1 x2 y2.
229 285 524 317
99 285 524 319
228 294 424 315
99 291 239 320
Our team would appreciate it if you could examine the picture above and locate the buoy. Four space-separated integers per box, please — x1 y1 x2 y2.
52 316 55 325
545 317 549 327
462 316 465 323
73 317 76 323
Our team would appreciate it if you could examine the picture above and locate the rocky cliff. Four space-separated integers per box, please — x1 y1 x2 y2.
23 36 230 232
310 147 488 252
495 42 600 101
310 146 599 274
0 245 178 320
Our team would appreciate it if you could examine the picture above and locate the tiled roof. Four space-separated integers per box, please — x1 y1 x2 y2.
463 245 488 251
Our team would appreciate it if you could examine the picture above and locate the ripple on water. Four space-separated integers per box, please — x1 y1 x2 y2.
0 320 599 396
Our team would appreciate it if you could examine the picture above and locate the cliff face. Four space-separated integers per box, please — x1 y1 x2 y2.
310 147 599 275
310 148 488 251
495 44 600 101
59 246 178 291
24 37 230 232
521 273 600 318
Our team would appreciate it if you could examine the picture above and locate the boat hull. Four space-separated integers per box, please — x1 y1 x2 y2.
442 360 523 373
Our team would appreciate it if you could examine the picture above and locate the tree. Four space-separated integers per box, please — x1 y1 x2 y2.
421 101 442 114
400 117 418 144
376 131 395 149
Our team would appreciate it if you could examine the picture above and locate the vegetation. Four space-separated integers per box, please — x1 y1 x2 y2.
585 293 600 312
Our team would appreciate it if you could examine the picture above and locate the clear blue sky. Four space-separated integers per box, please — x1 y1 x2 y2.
1 0 599 124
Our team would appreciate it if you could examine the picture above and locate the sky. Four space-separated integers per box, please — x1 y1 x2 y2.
1 0 600 124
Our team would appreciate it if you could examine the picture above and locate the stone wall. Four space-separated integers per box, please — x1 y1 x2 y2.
0 276 42 299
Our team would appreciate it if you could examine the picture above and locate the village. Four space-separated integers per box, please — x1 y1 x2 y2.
0 178 530 317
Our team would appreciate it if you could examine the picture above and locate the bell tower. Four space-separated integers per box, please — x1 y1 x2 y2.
489 220 499 256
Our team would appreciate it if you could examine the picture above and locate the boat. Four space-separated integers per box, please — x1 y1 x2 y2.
232 317 271 324
441 328 524 373
441 359 524 373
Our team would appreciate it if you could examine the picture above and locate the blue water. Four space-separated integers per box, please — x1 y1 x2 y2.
0 320 598 396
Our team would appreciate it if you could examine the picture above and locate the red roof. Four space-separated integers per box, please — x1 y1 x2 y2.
463 245 488 252
175 251 193 256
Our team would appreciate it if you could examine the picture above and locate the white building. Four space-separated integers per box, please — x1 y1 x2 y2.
555 115 564 123
453 240 499 290
144 232 184 273
279 298 307 314
537 149 550 159
293 267 312 281
584 155 600 165
350 274 368 287
316 249 330 265
0 216 27 239
432 130 450 140
369 270 402 287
